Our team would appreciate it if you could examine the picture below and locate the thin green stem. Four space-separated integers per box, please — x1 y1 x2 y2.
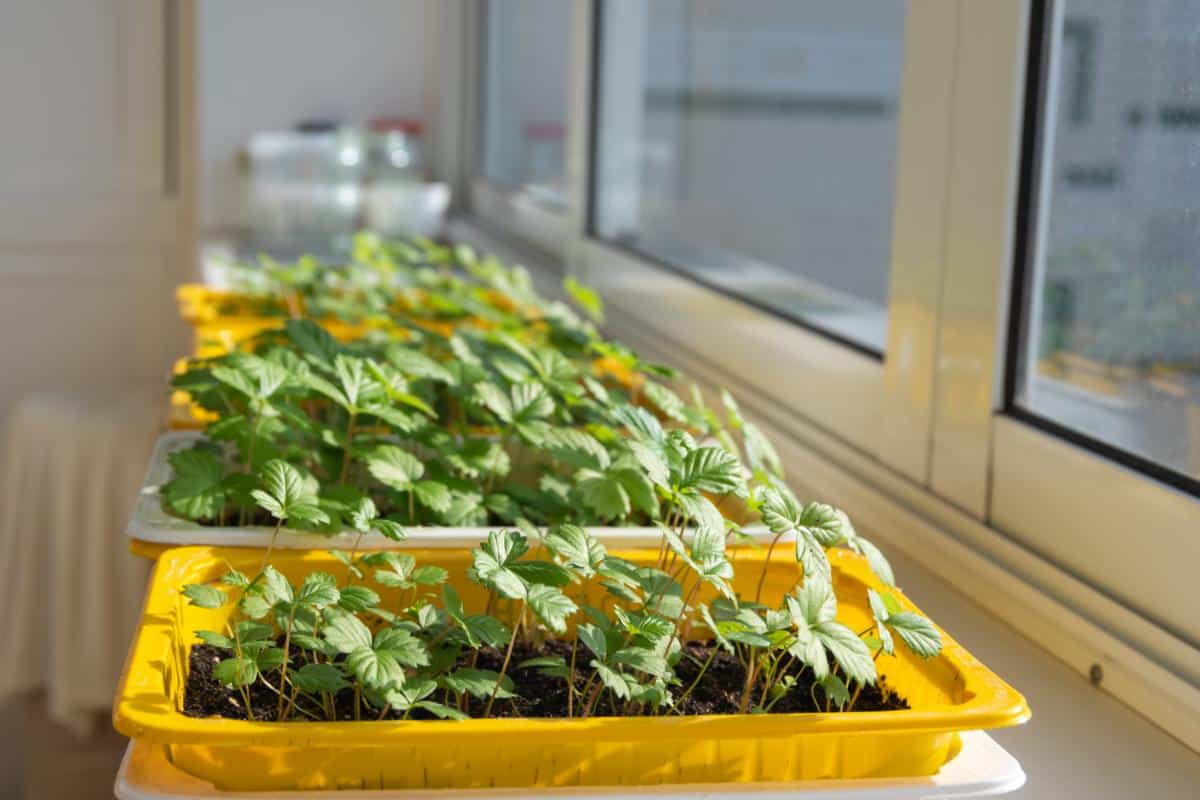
338 411 358 484
754 532 784 604
484 605 523 717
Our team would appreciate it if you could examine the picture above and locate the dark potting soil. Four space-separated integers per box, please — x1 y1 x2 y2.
184 640 908 722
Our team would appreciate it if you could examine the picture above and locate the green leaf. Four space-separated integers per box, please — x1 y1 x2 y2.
517 656 570 679
261 565 293 605
367 445 424 490
816 622 877 686
643 382 688 423
411 565 449 586
886 612 942 659
338 585 381 613
626 441 669 488
576 470 630 520
853 535 896 587
182 583 225 609
375 627 430 668
213 657 258 688
468 544 525 599
163 446 226 519
372 519 408 541
678 446 744 496
540 427 610 470
347 496 378 533
818 673 851 709
563 276 604 323
413 480 452 513
322 608 373 653
286 319 340 367
576 623 607 661
347 647 405 691
797 503 849 547
590 661 631 700
386 344 453 383
543 524 607 578
292 662 348 693
509 382 554 423
296 572 340 608
441 668 514 700
414 700 469 720
611 647 667 678
474 382 513 423
508 560 573 587
251 459 328 524
196 630 234 649
526 584 577 634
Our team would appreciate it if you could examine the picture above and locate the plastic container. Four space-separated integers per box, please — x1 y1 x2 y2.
244 128 365 253
114 730 1025 798
128 431 772 557
112 546 1029 792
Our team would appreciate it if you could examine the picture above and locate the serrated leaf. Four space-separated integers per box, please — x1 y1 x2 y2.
816 622 877 686
196 629 234 649
292 662 348 693
213 657 258 688
526 584 577 633
576 623 607 661
322 608 373 653
576 471 630 520
338 585 381 612
509 560 573 587
886 612 942 659
517 655 570 679
367 445 424 490
347 647 405 691
679 446 744 496
297 572 339 608
163 446 226 519
441 668 514 699
415 700 469 719
590 661 631 700
544 524 606 578
643 382 688 423
182 583 226 609
611 647 667 678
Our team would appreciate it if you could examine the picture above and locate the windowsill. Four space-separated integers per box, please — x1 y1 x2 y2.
446 215 1200 789
884 546 1200 797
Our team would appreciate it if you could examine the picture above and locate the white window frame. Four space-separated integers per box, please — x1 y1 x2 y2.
432 0 578 260
437 0 1200 750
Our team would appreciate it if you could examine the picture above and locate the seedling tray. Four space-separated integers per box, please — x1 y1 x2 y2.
113 546 1028 792
114 730 1025 798
127 432 773 557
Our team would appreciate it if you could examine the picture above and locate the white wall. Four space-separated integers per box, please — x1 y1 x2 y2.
199 0 433 231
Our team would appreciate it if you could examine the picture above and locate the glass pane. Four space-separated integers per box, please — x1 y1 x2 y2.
480 0 571 209
1016 1 1200 483
592 0 907 353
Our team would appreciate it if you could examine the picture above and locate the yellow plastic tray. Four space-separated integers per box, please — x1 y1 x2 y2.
113 546 1028 792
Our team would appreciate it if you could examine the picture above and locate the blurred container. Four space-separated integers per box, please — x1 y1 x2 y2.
244 127 365 250
364 118 450 237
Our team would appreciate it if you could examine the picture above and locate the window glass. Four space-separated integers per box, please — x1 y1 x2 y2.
1015 0 1200 485
480 0 571 209
591 0 907 353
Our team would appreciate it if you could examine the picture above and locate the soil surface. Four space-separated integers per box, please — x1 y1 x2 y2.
184 640 908 722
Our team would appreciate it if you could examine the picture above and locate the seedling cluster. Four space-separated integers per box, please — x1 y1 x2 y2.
173 234 942 721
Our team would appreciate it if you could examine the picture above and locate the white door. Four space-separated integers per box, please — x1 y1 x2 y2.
0 0 194 421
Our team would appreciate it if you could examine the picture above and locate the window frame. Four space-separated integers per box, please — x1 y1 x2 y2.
452 0 580 260
442 0 1200 745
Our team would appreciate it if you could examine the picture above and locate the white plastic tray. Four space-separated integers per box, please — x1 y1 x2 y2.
129 432 773 550
113 731 1024 799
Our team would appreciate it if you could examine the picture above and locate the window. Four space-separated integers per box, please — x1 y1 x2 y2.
591 0 907 353
480 0 572 210
1011 0 1200 491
